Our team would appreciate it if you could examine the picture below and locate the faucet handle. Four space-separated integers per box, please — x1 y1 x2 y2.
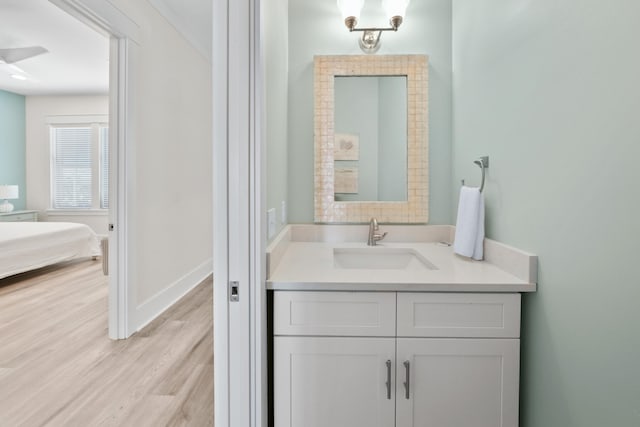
374 231 388 242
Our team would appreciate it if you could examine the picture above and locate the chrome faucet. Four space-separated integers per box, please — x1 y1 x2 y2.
367 217 387 246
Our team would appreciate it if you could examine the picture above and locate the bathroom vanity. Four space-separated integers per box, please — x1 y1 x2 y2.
267 225 537 427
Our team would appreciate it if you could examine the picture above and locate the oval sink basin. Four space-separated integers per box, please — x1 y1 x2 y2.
333 247 438 270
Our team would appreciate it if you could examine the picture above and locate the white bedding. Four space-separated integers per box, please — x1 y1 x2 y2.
0 222 101 279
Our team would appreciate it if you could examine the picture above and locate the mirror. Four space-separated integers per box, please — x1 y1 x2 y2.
334 76 407 202
314 55 428 223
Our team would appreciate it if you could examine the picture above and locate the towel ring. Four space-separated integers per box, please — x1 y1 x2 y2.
461 156 489 192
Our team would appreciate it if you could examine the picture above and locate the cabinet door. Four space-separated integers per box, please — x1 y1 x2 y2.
274 336 395 427
396 338 519 427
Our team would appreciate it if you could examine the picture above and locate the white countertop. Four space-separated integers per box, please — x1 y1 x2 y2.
267 241 537 292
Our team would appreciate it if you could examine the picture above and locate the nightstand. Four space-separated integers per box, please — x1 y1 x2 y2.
0 210 39 222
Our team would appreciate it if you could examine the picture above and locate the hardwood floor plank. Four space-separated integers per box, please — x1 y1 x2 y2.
0 260 213 426
163 362 214 427
152 328 213 396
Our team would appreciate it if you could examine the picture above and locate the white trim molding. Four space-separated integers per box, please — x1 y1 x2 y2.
212 0 231 423
49 0 137 340
46 209 108 216
213 0 267 426
45 115 108 124
134 259 213 331
49 0 140 42
108 36 132 339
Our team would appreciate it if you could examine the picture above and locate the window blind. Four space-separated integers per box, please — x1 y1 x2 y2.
100 126 109 209
52 127 92 209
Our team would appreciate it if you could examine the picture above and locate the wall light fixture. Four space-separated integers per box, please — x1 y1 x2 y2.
337 0 411 54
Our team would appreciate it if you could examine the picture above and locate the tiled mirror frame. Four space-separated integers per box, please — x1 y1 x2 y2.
314 54 429 223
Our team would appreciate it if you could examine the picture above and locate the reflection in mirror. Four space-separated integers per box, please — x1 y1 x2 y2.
334 76 407 202
314 55 428 223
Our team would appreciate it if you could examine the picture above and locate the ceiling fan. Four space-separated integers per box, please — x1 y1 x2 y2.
0 46 48 64
0 46 48 81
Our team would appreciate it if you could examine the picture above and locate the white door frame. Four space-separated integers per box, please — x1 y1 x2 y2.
214 0 267 425
49 0 139 339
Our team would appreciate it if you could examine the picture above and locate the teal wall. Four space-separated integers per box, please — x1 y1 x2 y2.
334 77 380 201
0 90 26 210
267 0 640 423
334 76 407 202
377 77 407 201
265 0 289 239
287 0 452 224
452 1 640 425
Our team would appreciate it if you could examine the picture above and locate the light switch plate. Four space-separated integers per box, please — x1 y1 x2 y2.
267 208 276 239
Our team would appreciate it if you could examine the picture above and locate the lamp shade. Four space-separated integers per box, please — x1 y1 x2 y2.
337 0 365 20
382 0 411 18
0 185 19 200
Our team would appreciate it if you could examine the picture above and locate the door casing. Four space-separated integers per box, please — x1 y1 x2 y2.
213 0 267 426
49 0 139 339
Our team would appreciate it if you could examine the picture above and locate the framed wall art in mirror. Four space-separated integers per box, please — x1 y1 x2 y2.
314 54 428 223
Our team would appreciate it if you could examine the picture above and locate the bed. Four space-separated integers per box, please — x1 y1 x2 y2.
0 222 101 280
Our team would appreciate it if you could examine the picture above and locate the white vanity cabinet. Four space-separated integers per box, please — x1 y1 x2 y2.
395 338 519 427
275 337 396 427
273 291 522 427
274 292 396 427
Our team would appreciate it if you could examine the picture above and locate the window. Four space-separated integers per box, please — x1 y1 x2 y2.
100 126 109 209
50 121 109 210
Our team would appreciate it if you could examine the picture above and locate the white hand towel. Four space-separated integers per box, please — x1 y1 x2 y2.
453 186 485 260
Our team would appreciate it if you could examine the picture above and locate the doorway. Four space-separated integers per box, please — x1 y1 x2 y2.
0 0 117 323
49 0 139 339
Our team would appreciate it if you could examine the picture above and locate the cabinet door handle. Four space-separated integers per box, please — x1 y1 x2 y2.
403 360 410 399
385 360 392 400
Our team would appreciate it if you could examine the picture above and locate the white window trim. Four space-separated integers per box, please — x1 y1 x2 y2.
46 114 108 124
48 117 109 211
46 209 108 216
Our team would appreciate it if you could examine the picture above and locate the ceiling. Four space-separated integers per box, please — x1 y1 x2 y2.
0 0 109 96
148 0 212 62
0 0 211 96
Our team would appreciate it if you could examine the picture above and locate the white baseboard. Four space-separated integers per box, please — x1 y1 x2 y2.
133 258 213 332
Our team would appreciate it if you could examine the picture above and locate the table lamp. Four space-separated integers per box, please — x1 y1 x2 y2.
0 185 19 213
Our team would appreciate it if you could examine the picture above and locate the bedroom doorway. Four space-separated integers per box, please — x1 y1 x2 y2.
1 0 128 335
48 0 140 339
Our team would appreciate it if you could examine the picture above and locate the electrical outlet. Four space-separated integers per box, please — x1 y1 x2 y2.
267 208 276 239
281 200 287 224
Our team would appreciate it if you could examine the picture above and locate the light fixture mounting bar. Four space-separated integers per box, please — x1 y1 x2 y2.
349 27 398 33
343 15 404 32
340 5 407 54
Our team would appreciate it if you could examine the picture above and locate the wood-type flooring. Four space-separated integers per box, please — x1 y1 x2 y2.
0 259 213 426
